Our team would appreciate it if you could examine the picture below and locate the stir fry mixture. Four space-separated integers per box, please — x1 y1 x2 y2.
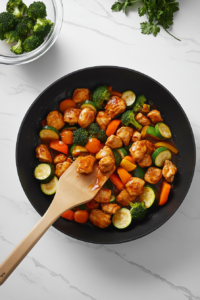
34 86 179 229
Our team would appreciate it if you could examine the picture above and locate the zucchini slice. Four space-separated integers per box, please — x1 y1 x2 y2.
155 123 172 139
80 100 97 113
34 163 54 184
61 125 79 131
70 144 88 157
41 176 58 195
152 147 172 167
39 126 59 140
112 208 132 229
109 195 116 203
116 148 128 160
131 165 146 179
112 149 122 166
122 91 136 108
139 185 159 209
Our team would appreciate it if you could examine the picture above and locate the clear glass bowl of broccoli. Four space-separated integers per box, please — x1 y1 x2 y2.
0 0 63 65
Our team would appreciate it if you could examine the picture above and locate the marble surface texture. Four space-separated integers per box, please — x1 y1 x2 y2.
0 0 200 299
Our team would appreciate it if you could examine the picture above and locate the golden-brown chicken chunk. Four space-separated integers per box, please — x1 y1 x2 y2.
99 156 115 173
125 177 145 196
144 167 162 184
132 131 141 143
116 127 133 146
72 88 90 104
138 154 152 168
76 155 96 174
135 113 151 126
96 111 111 131
105 135 123 149
96 146 114 160
142 104 150 113
130 140 147 162
78 108 95 128
54 154 67 164
162 160 177 183
101 203 120 215
64 108 81 125
36 144 52 164
147 110 163 124
89 209 111 229
105 96 126 119
55 160 72 178
46 111 65 130
146 140 155 155
94 188 111 203
116 189 136 206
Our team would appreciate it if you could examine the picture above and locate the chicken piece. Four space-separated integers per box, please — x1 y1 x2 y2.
135 113 151 126
138 154 152 168
130 140 147 162
162 160 177 183
54 154 67 164
116 189 136 206
101 203 120 215
89 209 111 229
144 167 162 184
35 144 52 164
146 140 155 155
99 156 115 173
94 188 111 203
142 104 150 113
55 160 72 178
116 127 133 146
105 96 126 119
96 146 114 160
46 111 65 130
78 108 95 128
96 111 111 131
147 110 163 124
125 177 145 196
132 131 141 143
64 108 81 125
105 135 123 149
76 155 96 174
72 88 90 103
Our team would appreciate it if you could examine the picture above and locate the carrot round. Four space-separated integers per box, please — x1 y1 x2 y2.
110 90 122 97
159 182 171 206
86 199 100 209
110 173 124 190
50 140 68 155
62 210 75 221
61 130 73 145
117 167 132 184
85 138 102 154
106 120 121 136
124 156 135 163
108 86 112 92
74 210 89 223
59 99 76 113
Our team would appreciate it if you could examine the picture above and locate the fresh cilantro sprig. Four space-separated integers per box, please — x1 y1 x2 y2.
111 0 180 41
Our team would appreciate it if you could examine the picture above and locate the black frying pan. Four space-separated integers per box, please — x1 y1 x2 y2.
16 66 196 244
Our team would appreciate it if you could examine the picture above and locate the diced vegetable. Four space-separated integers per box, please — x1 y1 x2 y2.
141 125 148 139
39 126 59 140
139 185 159 209
159 182 171 205
120 158 137 172
62 210 75 221
154 142 178 154
59 99 76 112
106 120 121 136
34 163 54 184
61 130 73 145
130 202 146 220
121 90 136 108
117 167 132 184
155 123 172 139
70 144 88 157
61 125 79 131
41 176 58 195
110 90 123 97
133 95 147 113
110 195 116 203
112 149 122 167
74 210 89 223
85 138 102 154
110 173 125 190
131 165 146 179
50 140 69 155
80 100 97 113
112 208 132 229
124 156 135 163
116 148 128 159
152 147 172 167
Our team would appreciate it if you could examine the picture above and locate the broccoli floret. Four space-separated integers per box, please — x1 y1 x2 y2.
23 35 44 52
92 85 110 110
130 202 146 221
27 1 47 21
4 30 20 43
0 12 19 38
33 18 53 38
15 22 28 40
73 128 89 146
121 110 142 131
133 95 147 114
6 0 27 19
88 123 107 143
10 39 23 54
21 16 35 30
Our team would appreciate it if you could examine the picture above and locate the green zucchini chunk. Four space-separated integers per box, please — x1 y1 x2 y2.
112 149 122 166
61 125 79 131
109 195 116 203
39 126 59 140
112 208 132 229
155 123 172 139
80 100 97 113
139 185 159 209
116 148 128 159
152 147 172 167
131 165 146 179
41 176 58 195
122 90 136 108
146 126 157 137
34 163 54 184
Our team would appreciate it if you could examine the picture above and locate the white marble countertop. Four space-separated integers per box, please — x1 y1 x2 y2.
0 0 200 299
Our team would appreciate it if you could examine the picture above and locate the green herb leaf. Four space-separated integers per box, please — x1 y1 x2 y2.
111 2 124 12
140 22 160 37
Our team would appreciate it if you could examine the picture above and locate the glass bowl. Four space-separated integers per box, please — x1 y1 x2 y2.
0 0 63 65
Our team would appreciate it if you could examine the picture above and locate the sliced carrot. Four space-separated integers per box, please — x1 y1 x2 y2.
59 99 76 113
154 142 179 154
50 140 68 155
86 199 100 209
110 90 122 97
41 119 46 127
159 182 171 206
124 156 135 163
62 210 75 221
117 167 132 184
110 173 124 190
85 138 102 154
61 130 73 145
74 210 89 223
120 159 137 172
106 120 121 136
108 86 112 92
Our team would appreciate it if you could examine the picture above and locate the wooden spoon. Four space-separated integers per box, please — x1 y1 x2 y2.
0 161 115 285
